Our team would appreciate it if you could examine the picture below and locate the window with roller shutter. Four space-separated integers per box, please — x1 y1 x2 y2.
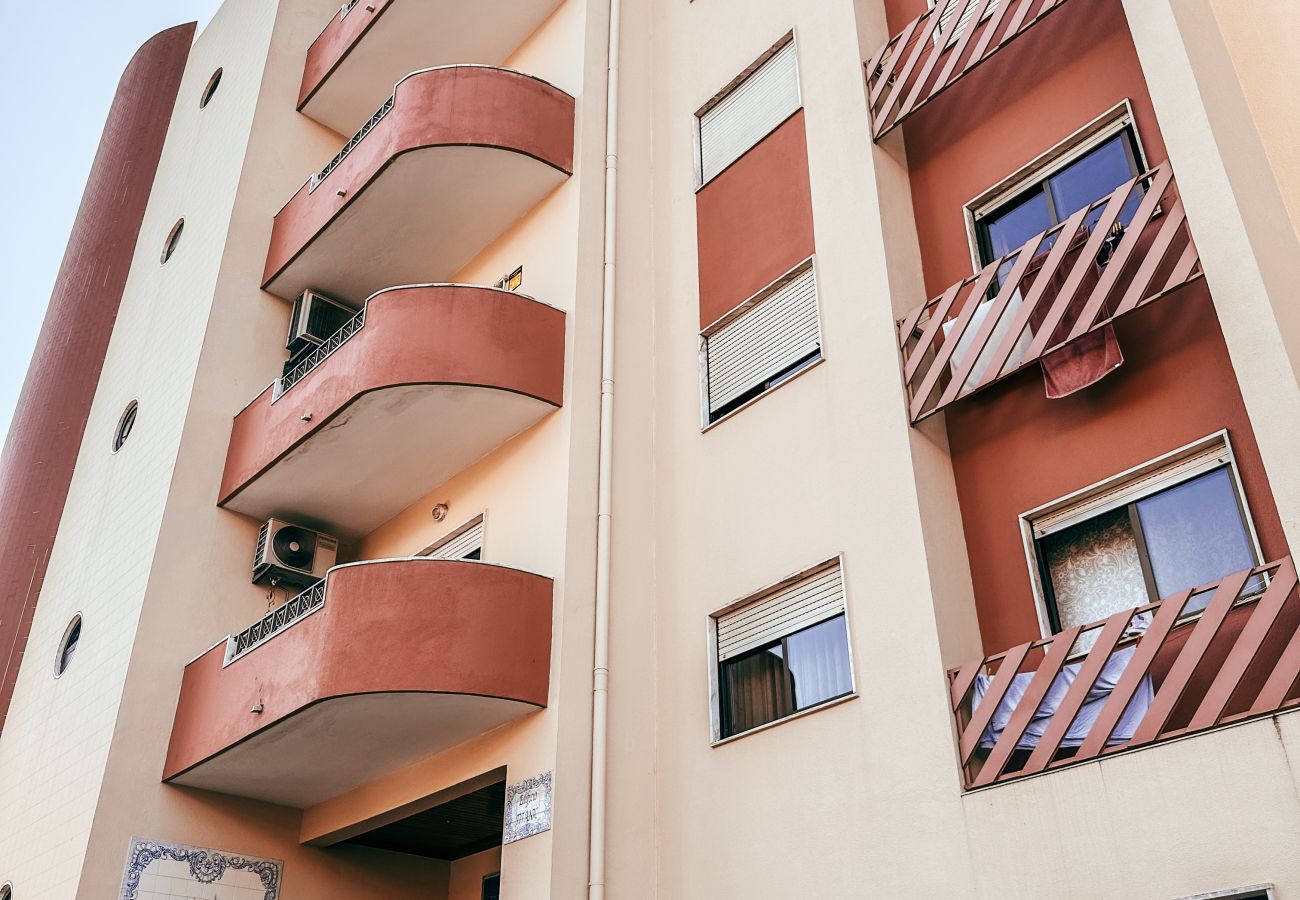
696 36 800 186
420 515 485 561
712 559 853 740
700 259 822 424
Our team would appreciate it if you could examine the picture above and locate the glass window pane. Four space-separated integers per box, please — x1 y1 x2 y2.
1041 507 1150 638
981 190 1052 262
1135 467 1257 603
784 615 853 711
720 644 794 737
1047 135 1138 228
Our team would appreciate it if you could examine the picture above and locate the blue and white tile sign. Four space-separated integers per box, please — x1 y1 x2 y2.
119 838 282 900
503 771 553 844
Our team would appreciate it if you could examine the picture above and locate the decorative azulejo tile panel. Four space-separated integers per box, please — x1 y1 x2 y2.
118 838 282 900
504 771 553 844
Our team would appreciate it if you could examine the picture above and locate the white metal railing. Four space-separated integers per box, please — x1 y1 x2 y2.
223 580 327 666
310 95 395 192
275 306 367 399
339 0 361 19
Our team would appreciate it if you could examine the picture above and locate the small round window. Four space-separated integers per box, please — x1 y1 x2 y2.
112 401 138 453
1 882 12 900
200 68 223 108
161 218 184 264
54 615 82 677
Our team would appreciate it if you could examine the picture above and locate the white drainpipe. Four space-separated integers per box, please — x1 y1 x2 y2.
588 0 621 894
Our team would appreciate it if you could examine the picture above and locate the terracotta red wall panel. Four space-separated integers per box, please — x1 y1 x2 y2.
299 0 395 110
695 111 816 328
945 285 1288 656
0 23 193 733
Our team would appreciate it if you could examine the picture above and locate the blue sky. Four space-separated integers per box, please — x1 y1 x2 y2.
0 1 224 442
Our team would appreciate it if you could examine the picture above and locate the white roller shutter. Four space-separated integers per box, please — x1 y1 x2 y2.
932 0 1001 43
705 264 820 415
424 516 485 560
717 563 846 662
1032 440 1232 538
698 40 800 184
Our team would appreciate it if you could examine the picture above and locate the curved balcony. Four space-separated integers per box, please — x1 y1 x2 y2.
164 559 553 808
265 65 575 302
219 284 565 537
299 0 565 134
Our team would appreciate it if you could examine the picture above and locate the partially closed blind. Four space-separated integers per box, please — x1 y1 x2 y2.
424 517 485 560
717 563 845 662
699 40 800 184
1032 441 1231 538
934 0 1001 43
705 264 820 414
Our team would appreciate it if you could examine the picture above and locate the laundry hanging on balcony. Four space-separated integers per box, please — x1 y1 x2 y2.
970 642 1154 751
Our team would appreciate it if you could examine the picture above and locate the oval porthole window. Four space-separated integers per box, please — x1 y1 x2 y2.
54 615 82 677
112 400 138 453
200 68 223 108
1 882 12 900
161 218 184 265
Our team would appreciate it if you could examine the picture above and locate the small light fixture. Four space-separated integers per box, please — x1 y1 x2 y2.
250 703 264 714
432 503 450 521
336 189 347 198
301 413 313 422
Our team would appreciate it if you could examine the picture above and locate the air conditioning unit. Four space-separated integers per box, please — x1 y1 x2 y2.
252 518 339 589
286 289 359 356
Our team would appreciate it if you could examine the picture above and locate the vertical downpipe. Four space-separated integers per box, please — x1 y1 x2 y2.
589 0 622 894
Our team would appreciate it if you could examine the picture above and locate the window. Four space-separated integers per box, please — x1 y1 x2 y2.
701 259 821 424
199 68 223 108
54 615 82 677
1 882 11 900
482 874 500 900
696 36 799 185
1178 887 1274 900
161 218 185 264
975 125 1144 268
713 560 852 740
1025 435 1262 637
112 400 139 452
420 515 485 561
494 267 523 292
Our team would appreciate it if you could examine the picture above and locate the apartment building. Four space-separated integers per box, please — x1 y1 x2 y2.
2 0 1300 897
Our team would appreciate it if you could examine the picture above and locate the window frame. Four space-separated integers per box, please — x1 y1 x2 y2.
1178 887 1274 900
54 613 83 679
706 555 857 744
418 512 487 561
698 255 827 431
1018 430 1267 640
693 30 802 190
962 100 1152 275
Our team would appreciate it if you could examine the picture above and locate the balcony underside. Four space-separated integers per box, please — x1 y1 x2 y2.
300 0 565 135
165 559 553 808
220 284 564 537
223 384 551 537
170 692 535 808
265 145 569 302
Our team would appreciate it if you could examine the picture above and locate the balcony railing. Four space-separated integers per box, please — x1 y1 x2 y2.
310 95 394 192
275 306 366 398
948 558 1300 790
896 163 1201 423
865 0 1074 139
223 580 326 666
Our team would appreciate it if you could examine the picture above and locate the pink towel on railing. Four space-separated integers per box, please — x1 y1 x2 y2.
1041 324 1124 399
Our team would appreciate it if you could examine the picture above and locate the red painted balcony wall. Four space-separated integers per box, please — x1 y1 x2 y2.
219 284 566 506
298 0 395 110
0 23 193 733
164 559 553 781
696 111 816 327
265 66 575 291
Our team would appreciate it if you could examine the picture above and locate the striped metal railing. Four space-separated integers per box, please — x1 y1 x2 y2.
949 558 1300 789
275 306 366 399
223 580 327 666
309 94 395 192
864 0 1075 139
896 163 1201 423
